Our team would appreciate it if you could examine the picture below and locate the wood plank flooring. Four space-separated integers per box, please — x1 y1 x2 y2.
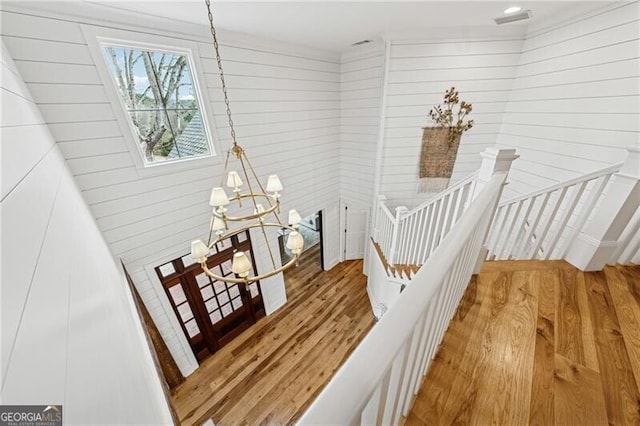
170 244 375 425
405 261 640 426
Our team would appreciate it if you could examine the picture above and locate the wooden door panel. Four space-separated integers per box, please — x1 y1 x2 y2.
155 231 264 363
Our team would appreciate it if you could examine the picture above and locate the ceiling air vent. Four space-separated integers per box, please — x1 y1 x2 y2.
351 40 372 46
494 10 532 25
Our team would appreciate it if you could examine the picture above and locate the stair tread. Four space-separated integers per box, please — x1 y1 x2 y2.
480 259 574 273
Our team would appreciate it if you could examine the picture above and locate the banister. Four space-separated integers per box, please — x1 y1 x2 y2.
402 171 479 219
499 163 622 206
298 172 507 425
486 161 622 262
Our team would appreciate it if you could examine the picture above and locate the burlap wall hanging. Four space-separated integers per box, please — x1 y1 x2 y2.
419 87 473 193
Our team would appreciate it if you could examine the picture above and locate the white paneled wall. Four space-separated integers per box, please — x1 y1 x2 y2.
1 3 341 374
496 2 640 199
340 44 385 207
381 34 526 207
0 42 171 424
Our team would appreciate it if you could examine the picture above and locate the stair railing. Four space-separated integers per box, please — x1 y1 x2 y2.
298 171 509 425
394 172 478 267
373 172 478 269
485 163 622 261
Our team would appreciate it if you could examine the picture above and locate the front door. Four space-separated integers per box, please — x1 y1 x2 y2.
155 231 265 362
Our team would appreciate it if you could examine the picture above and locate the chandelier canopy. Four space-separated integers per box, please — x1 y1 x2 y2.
190 0 303 284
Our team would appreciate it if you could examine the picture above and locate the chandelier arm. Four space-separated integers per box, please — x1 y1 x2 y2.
257 220 278 270
200 222 302 284
207 214 215 246
237 149 262 214
242 151 281 222
204 0 237 144
208 222 292 244
213 193 278 221
220 147 232 188
242 150 283 228
199 250 300 284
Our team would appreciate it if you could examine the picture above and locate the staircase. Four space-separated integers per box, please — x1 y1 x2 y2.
298 146 640 425
367 146 640 317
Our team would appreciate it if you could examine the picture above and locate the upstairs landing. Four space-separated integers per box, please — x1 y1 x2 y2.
405 260 640 425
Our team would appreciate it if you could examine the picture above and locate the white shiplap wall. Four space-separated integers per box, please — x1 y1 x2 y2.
381 32 526 207
1 3 341 375
0 41 171 424
340 44 385 207
496 1 640 200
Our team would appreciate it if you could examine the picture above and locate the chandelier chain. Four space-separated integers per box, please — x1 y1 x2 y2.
205 0 236 144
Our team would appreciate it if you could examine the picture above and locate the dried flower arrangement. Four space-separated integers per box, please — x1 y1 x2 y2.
428 87 474 147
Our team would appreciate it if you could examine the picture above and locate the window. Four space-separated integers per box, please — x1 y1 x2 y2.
102 45 212 165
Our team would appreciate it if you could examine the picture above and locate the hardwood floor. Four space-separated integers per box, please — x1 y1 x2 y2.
170 244 375 425
405 261 640 426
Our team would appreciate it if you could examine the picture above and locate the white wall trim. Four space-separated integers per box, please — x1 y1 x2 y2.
382 25 527 44
143 260 199 376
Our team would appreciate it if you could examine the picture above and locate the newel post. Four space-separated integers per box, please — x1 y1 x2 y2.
565 146 640 271
472 147 519 273
388 206 408 266
472 147 520 199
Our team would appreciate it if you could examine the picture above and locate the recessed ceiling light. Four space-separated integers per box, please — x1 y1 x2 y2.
504 6 522 14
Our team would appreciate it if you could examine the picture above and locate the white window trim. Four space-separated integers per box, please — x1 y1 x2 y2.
82 25 220 177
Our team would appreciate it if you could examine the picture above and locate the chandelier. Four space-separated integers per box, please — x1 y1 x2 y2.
190 0 304 284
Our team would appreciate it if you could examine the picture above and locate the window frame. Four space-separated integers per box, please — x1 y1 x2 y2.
82 25 220 175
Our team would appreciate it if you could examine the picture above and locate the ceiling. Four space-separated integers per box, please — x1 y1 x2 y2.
90 1 608 52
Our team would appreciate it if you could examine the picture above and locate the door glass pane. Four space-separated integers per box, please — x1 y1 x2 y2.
168 284 186 305
214 281 226 294
209 310 222 324
196 273 210 288
185 318 200 338
181 253 197 267
232 297 242 310
221 303 232 317
249 283 259 298
221 259 232 276
229 285 239 298
218 292 229 305
205 298 219 312
177 302 194 322
201 285 214 301
158 262 175 277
